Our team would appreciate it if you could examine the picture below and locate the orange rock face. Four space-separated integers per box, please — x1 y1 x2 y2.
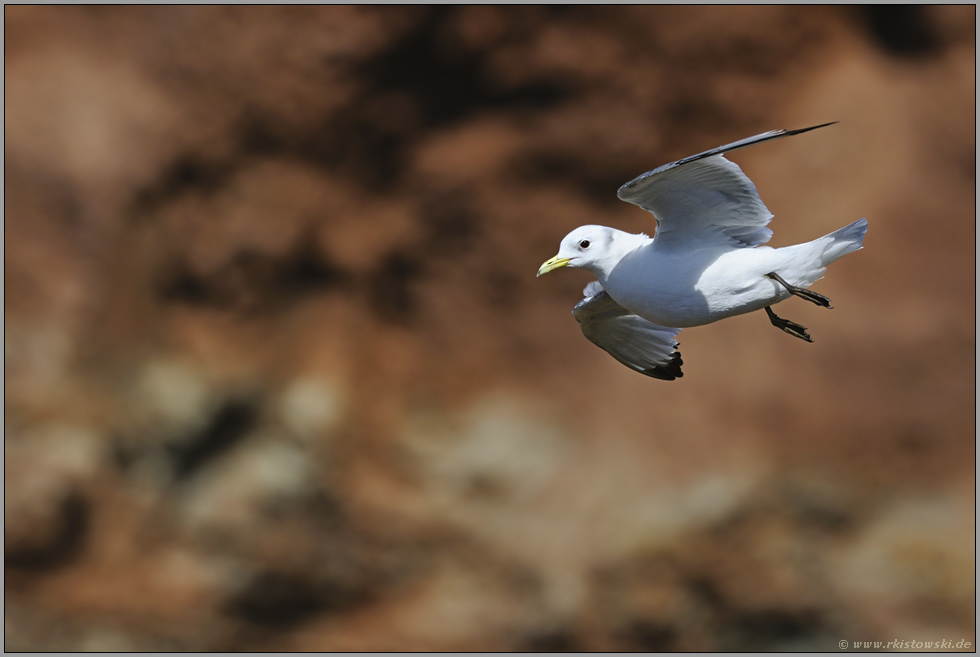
5 6 975 651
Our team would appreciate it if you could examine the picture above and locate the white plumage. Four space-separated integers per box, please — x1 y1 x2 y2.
537 123 868 380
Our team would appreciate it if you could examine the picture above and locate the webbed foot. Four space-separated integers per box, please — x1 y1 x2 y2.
765 306 813 342
765 272 833 309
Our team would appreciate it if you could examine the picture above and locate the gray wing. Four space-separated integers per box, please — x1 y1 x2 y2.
617 123 836 249
572 281 683 381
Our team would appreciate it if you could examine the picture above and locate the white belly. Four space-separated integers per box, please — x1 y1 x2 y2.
601 246 790 328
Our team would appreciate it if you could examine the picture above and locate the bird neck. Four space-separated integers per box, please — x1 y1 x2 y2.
590 230 650 283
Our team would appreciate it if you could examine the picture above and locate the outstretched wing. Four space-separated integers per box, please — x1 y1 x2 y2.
617 123 835 249
572 281 683 381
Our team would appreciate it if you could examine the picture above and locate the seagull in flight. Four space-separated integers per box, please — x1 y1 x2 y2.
536 123 867 380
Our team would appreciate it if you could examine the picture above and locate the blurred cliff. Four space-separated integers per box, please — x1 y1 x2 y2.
4 6 975 650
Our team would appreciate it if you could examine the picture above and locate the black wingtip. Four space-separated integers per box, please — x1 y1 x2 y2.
618 121 841 199
783 121 838 137
641 351 684 381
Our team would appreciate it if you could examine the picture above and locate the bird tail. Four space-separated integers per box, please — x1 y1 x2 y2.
819 218 868 266
776 218 868 289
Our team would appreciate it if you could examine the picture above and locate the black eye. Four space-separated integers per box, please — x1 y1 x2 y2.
579 240 591 249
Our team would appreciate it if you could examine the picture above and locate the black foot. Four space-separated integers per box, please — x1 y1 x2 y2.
765 306 813 342
765 272 833 309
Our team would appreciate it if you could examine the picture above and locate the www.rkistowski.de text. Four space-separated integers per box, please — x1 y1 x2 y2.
841 639 972 650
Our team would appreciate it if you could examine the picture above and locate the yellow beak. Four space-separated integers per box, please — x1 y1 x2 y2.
536 255 571 277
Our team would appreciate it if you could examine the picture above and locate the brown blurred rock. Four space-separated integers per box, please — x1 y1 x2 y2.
5 5 975 651
5 425 102 572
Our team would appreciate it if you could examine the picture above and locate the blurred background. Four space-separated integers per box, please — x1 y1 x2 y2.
4 6 975 651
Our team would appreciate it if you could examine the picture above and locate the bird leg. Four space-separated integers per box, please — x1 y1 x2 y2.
765 272 833 309
765 306 812 342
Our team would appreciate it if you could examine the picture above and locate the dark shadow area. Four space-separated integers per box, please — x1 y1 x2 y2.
723 608 824 650
686 575 725 611
130 8 577 208
159 260 217 306
236 104 412 194
363 191 483 323
275 237 350 297
622 620 680 652
367 251 424 326
153 193 479 323
5 493 90 572
169 399 257 479
858 5 941 57
356 7 571 130
524 630 580 652
132 154 236 217
686 573 824 650
158 234 349 313
303 490 347 531
224 570 371 629
234 6 575 192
